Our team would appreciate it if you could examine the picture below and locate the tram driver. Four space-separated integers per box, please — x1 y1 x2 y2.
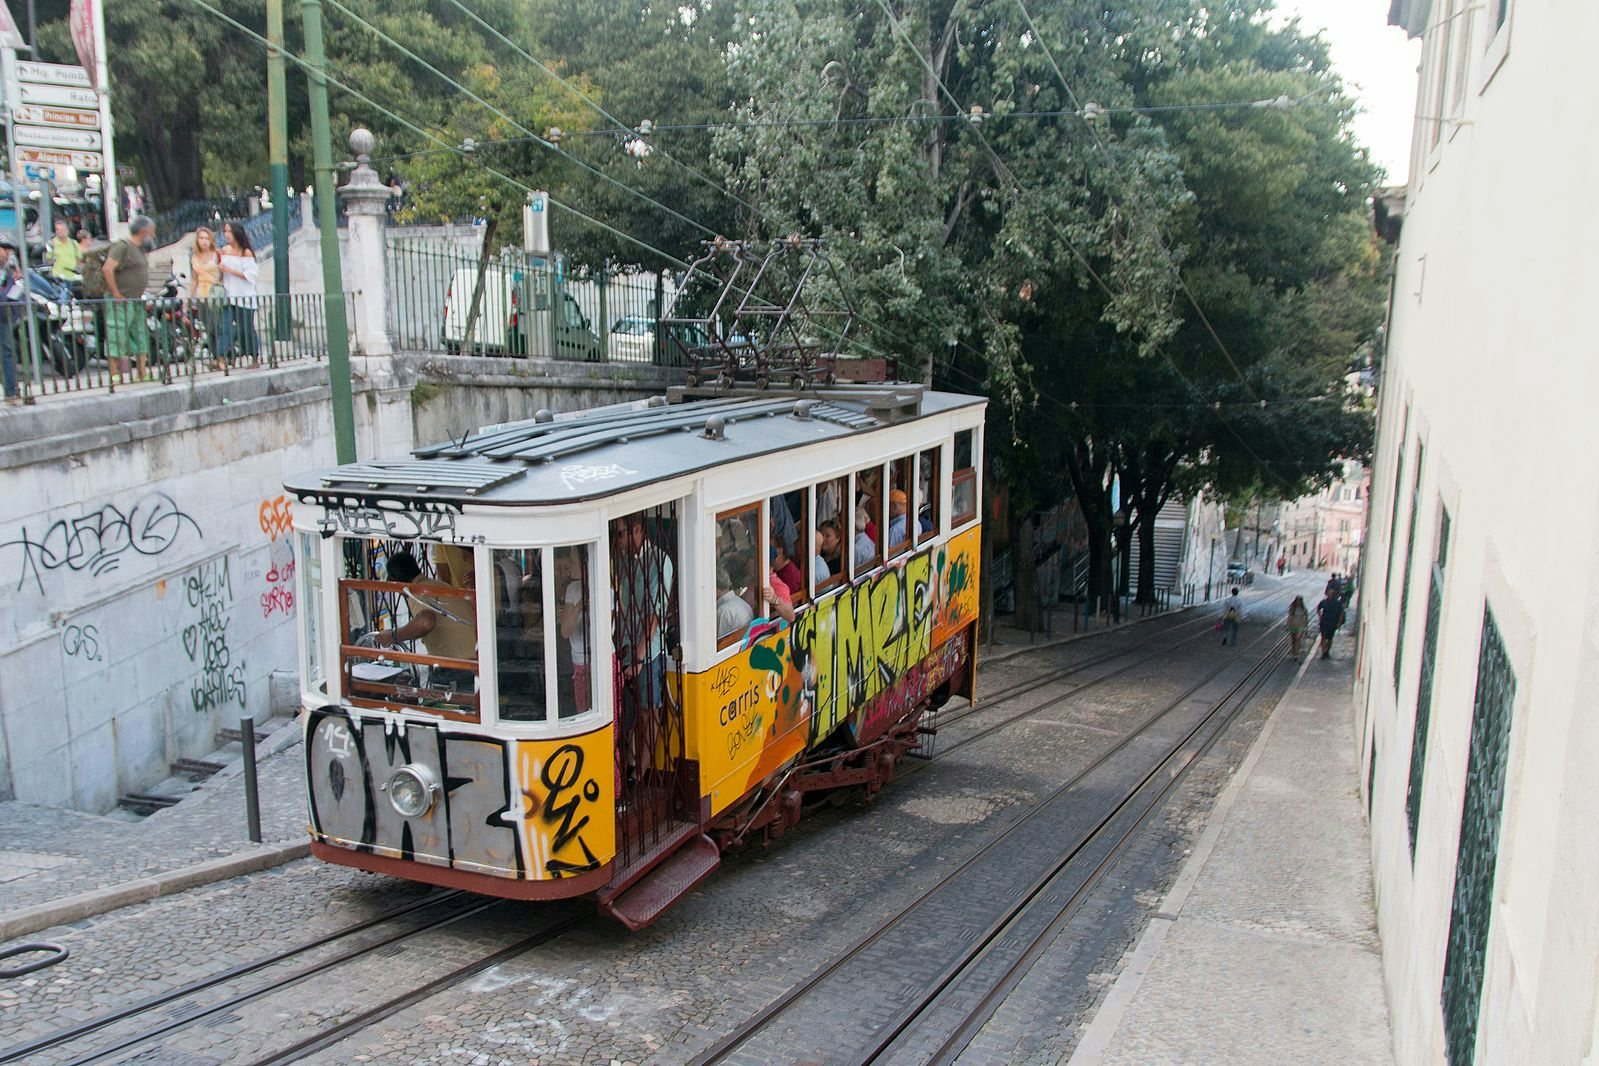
361 547 479 694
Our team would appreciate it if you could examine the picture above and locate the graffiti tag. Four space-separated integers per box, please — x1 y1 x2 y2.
559 462 636 494
541 744 602 876
317 505 457 541
183 556 246 713
61 623 104 663
261 540 296 619
2 492 202 593
258 495 293 541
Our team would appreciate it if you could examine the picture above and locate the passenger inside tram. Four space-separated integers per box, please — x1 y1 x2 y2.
359 545 478 698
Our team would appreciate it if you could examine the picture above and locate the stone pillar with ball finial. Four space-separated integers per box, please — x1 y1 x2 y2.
338 127 393 356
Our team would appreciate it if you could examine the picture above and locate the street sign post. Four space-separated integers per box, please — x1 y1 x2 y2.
13 124 102 150
18 82 97 108
15 103 100 129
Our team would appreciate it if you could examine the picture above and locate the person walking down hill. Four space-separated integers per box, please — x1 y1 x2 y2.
1316 590 1347 660
216 222 260 365
1220 587 1245 646
1286 595 1310 658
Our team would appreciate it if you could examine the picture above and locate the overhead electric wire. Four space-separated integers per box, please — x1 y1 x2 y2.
188 0 1356 469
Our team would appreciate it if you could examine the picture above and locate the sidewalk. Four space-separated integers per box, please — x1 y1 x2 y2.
0 722 309 940
1068 640 1393 1065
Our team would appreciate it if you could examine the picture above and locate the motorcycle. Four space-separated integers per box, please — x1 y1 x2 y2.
145 274 212 369
6 270 96 377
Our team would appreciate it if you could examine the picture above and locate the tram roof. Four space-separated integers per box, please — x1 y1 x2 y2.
284 385 985 508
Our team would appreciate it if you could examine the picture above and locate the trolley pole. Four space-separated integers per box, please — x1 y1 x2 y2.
300 0 356 464
267 0 292 345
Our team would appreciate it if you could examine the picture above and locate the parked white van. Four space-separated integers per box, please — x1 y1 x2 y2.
441 263 601 359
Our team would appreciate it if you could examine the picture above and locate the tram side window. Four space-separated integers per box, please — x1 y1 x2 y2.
492 548 547 721
715 503 762 648
918 447 941 543
554 545 593 718
854 464 884 573
340 540 479 719
769 490 807 607
815 476 847 592
952 429 978 527
886 456 912 560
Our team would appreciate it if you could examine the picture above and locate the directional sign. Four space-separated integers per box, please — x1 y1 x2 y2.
13 124 103 151
18 82 99 109
16 61 93 89
15 104 101 131
17 146 104 171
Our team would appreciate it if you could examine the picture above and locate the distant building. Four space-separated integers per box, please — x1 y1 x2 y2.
1274 461 1369 575
1360 2 1599 1064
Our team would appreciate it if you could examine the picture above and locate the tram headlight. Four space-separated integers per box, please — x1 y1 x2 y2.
386 764 439 818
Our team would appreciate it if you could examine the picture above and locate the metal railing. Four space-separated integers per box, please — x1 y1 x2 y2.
241 199 302 251
150 197 251 239
386 236 682 363
2 289 349 400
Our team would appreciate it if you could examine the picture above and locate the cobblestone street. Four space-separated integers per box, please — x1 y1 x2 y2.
0 579 1381 1066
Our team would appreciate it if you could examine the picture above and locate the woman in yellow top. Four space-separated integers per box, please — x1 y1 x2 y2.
189 227 223 369
190 226 221 298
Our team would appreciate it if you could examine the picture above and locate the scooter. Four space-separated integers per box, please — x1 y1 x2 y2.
7 270 96 377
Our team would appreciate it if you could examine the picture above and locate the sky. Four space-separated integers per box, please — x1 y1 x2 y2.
1270 0 1423 183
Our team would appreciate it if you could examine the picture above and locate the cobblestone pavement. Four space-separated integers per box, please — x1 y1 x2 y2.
0 582 1319 1066
0 732 307 915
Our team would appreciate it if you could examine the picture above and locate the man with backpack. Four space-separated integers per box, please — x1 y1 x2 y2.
91 216 155 383
1316 588 1347 660
1221 587 1245 646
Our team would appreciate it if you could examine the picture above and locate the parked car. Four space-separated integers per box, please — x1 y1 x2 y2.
1225 562 1254 586
441 263 601 360
608 315 708 362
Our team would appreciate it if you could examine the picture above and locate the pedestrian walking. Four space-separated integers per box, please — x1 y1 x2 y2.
1277 556 1285 576
1286 595 1309 658
1220 587 1245 646
102 216 156 383
1316 589 1346 660
216 222 260 365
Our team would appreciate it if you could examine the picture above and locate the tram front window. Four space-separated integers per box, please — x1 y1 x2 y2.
338 539 480 718
492 544 595 722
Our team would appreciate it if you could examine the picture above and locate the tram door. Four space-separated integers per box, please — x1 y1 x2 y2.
611 502 687 868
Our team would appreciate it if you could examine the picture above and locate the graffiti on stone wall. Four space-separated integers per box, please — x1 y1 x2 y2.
183 556 246 713
307 708 615 880
299 492 461 542
2 492 202 593
60 623 105 663
260 538 296 619
258 495 294 541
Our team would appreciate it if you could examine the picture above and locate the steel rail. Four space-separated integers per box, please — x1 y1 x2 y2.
692 620 1291 1065
939 588 1295 735
248 907 590 1065
48 896 507 1066
0 887 465 1064
873 639 1292 1064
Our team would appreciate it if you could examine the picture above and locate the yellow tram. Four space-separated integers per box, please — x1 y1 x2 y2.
284 386 984 928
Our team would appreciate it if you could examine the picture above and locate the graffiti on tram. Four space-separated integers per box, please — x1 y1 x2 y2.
691 525 979 813
306 708 614 880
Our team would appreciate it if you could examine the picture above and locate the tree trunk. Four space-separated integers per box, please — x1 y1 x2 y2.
462 216 498 354
1137 517 1157 606
1064 439 1115 619
1013 511 1039 634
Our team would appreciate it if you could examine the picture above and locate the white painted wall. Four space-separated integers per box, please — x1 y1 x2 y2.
0 357 676 812
1360 3 1599 1063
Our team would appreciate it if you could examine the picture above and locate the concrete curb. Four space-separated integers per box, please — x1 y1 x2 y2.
0 840 312 943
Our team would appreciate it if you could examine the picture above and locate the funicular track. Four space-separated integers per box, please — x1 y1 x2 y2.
0 595 1293 1066
694 622 1294 1066
0 888 581 1066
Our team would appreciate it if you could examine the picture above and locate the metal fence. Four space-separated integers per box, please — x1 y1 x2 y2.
150 197 252 240
386 236 681 363
3 289 348 400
